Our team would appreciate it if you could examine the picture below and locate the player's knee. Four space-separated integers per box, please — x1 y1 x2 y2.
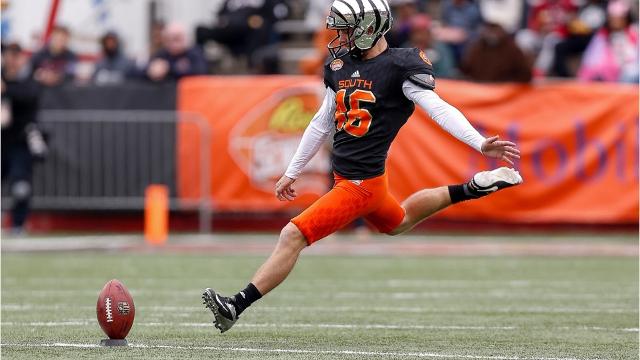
386 216 410 236
278 222 306 251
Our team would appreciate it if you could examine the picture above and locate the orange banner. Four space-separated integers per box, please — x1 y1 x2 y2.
178 77 638 224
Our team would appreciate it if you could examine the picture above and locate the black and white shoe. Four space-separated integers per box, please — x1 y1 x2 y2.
467 167 523 198
202 288 238 333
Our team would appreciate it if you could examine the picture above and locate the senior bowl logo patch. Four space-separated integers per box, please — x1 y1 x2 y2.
330 59 344 71
419 50 432 66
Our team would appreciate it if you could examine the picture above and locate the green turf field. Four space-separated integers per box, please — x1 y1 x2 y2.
1 248 638 359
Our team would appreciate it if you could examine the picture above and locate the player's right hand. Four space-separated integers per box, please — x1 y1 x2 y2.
481 135 521 165
275 175 297 201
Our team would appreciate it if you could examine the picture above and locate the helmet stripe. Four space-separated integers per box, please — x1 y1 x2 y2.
344 0 360 15
354 0 366 18
371 0 387 13
331 3 351 23
378 0 392 33
366 0 382 33
336 0 357 21
379 0 391 14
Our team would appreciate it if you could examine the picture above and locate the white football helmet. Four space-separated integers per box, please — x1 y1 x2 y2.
326 0 393 58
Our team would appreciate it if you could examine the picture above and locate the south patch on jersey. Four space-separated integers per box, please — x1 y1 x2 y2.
324 47 436 180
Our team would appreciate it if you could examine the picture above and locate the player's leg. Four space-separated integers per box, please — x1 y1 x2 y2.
387 186 452 235
389 167 523 235
249 178 379 296
362 174 447 235
203 222 306 333
3 144 34 233
203 175 379 333
250 222 306 295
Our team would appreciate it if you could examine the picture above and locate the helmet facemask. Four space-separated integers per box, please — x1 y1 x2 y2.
326 14 359 59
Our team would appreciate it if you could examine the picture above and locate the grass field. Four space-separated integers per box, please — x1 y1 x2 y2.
1 234 638 359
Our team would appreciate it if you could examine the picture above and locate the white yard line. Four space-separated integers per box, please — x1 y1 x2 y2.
1 321 637 332
0 342 613 360
0 321 517 331
2 303 637 314
1 288 634 302
2 321 91 326
3 277 635 287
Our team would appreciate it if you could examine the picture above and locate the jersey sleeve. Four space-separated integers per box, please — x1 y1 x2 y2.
284 86 336 179
402 80 484 152
323 62 337 92
398 48 436 90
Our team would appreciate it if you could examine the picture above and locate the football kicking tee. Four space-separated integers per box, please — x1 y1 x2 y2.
203 0 523 333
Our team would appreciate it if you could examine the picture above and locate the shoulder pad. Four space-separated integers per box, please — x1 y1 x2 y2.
408 73 436 90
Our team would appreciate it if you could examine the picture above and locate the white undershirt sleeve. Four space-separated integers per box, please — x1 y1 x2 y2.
402 80 485 152
284 87 336 179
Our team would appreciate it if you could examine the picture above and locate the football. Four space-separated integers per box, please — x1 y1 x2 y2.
96 279 135 340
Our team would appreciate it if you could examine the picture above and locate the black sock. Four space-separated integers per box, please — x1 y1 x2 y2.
448 183 481 204
231 283 262 315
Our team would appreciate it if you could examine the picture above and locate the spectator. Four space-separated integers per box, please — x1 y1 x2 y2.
386 0 420 48
149 21 166 57
92 31 138 85
195 0 289 73
551 0 606 77
146 22 208 82
478 0 525 34
405 14 456 78
440 0 483 63
578 0 638 83
2 43 46 233
30 25 77 86
460 22 533 83
516 0 579 76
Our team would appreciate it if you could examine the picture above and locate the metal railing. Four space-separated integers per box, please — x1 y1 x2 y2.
15 110 212 232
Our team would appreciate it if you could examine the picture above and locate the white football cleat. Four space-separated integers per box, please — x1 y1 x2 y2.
468 167 523 197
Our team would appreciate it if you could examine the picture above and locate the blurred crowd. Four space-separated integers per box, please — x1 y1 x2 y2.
303 0 638 83
1 0 638 89
2 22 210 88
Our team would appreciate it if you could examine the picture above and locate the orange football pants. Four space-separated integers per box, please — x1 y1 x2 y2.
291 173 405 245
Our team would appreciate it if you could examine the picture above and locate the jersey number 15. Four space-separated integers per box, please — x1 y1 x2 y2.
335 89 376 137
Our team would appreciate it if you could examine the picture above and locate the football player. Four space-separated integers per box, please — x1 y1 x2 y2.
203 0 522 333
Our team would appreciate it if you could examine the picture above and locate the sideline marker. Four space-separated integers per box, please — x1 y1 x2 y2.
144 184 169 245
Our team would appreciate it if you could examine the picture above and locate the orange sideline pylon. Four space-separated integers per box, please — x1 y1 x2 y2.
144 184 168 245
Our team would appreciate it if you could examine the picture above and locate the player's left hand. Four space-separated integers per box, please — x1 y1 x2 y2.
481 135 521 165
275 175 297 201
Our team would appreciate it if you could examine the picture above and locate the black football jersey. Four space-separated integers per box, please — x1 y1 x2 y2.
323 47 436 180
